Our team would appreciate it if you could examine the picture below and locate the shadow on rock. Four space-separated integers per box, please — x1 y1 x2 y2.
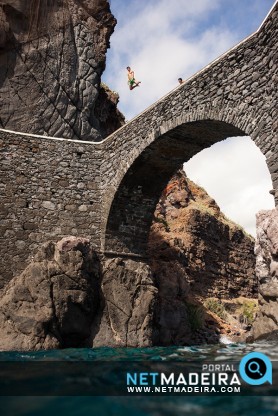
148 230 223 346
0 237 102 350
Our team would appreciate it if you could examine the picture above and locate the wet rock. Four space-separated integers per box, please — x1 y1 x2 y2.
93 257 157 347
0 237 100 350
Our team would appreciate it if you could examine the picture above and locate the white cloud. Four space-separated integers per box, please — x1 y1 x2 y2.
103 1 276 235
104 0 275 119
184 137 275 236
104 0 236 120
114 26 236 120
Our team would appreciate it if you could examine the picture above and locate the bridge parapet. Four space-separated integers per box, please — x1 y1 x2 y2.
0 2 277 285
101 1 277 255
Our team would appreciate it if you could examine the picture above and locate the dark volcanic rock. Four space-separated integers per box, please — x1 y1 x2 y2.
149 170 257 299
148 170 257 345
0 242 158 350
0 172 259 350
0 236 100 350
0 0 120 140
253 208 278 340
93 257 157 347
95 83 125 137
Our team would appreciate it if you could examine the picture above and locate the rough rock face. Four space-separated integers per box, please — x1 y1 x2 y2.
148 170 257 345
0 237 157 350
0 172 258 350
0 0 119 140
95 83 125 137
92 257 157 347
0 236 100 350
253 208 278 340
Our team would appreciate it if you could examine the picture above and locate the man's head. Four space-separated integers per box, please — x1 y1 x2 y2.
127 66 131 71
178 78 183 84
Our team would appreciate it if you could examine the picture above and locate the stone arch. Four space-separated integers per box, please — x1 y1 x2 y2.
101 1 277 251
103 116 275 257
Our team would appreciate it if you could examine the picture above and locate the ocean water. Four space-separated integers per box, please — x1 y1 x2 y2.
0 341 277 416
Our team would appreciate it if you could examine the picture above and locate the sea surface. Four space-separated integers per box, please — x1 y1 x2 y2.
0 340 278 416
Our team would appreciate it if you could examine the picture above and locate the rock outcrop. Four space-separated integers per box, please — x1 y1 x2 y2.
0 237 157 350
0 173 258 350
149 170 257 298
0 0 121 140
148 170 257 345
253 208 278 340
95 83 125 137
0 236 101 350
92 257 157 347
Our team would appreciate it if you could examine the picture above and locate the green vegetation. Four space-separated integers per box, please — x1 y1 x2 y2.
219 212 254 240
204 298 227 320
240 300 258 324
153 216 170 232
189 201 216 217
186 303 204 331
100 82 119 97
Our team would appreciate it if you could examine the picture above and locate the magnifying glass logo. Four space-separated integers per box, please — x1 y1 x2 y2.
240 352 272 385
248 360 263 376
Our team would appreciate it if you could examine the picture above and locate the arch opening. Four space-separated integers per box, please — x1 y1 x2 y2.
104 119 247 256
104 118 275 345
184 135 275 237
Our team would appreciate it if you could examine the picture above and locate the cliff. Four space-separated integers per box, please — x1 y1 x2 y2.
0 171 258 350
252 207 278 341
0 0 124 140
148 170 257 345
0 237 157 350
0 2 262 349
149 169 257 299
95 83 125 137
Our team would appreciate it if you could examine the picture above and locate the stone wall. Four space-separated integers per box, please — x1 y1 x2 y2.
101 2 277 254
0 2 277 287
0 130 102 288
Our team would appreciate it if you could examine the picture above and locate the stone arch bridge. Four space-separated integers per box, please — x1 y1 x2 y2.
0 2 277 288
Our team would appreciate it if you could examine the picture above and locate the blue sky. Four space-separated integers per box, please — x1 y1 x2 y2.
102 0 276 236
103 0 275 120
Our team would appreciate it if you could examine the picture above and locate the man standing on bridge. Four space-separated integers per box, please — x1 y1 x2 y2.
127 66 141 90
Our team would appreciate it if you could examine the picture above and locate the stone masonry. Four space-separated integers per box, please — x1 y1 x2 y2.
0 2 277 288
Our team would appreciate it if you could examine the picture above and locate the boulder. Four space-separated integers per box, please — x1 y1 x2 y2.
0 237 100 350
93 257 158 347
